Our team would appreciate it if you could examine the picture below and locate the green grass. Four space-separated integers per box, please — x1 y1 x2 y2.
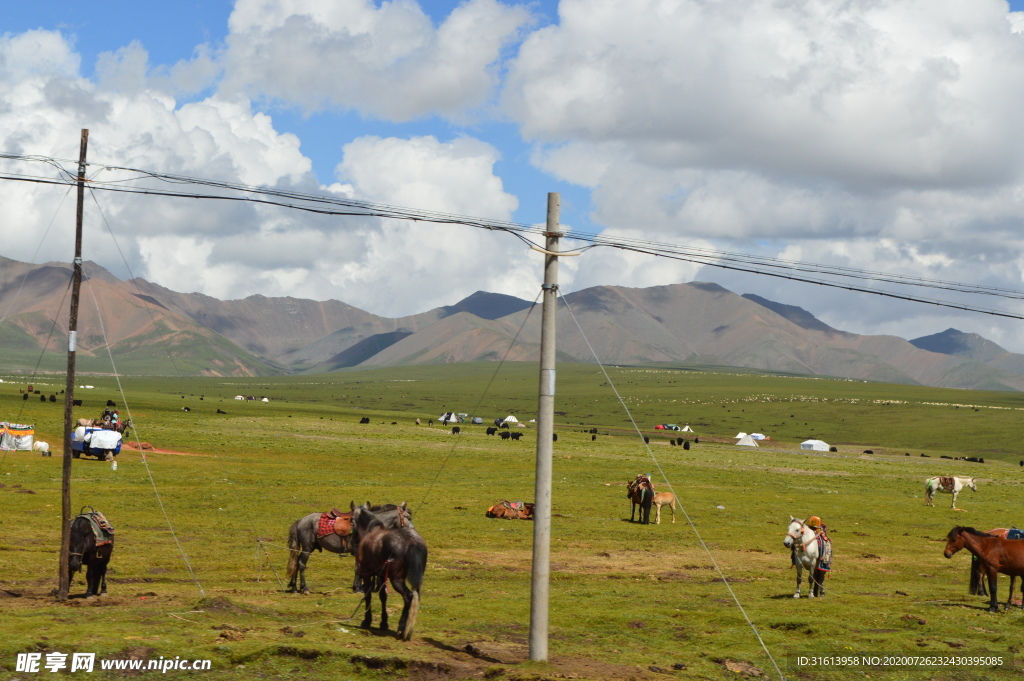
2 363 1024 680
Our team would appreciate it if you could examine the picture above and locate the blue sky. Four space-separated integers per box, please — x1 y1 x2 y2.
4 0 1024 351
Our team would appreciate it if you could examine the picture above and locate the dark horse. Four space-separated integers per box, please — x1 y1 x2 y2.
944 526 1024 612
286 502 412 594
626 475 654 524
350 503 427 640
69 509 114 597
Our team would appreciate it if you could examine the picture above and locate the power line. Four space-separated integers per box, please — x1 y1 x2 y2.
2 152 1023 320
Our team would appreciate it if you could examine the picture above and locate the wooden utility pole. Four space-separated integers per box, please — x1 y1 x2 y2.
58 129 88 601
530 193 560 661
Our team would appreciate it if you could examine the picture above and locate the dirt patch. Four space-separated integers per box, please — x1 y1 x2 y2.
120 443 209 457
407 639 664 681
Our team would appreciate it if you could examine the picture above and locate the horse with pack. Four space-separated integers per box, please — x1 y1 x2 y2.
69 507 115 598
924 476 976 509
285 505 355 594
968 527 1024 605
944 526 1024 613
626 474 654 524
286 502 414 595
486 500 534 519
783 515 832 598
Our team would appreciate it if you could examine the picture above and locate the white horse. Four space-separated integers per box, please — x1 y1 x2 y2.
924 476 976 510
783 517 824 598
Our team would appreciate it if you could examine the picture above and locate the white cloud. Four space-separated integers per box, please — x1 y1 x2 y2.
220 0 531 121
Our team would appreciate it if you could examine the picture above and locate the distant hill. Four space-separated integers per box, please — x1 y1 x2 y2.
910 328 1007 361
5 254 1024 390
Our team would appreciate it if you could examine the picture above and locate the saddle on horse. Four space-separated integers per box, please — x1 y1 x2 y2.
486 500 535 519
316 510 353 538
78 510 115 547
939 476 956 492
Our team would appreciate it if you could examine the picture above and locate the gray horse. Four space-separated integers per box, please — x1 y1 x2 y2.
286 502 412 594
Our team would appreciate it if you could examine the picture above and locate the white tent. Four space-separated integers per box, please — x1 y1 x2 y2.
502 414 520 424
734 432 747 439
438 412 463 423
735 434 759 447
750 433 767 440
681 425 693 432
801 439 830 451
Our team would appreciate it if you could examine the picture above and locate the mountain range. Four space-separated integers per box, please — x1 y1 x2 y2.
3 254 1024 391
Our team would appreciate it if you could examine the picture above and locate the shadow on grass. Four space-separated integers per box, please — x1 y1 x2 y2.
422 637 503 663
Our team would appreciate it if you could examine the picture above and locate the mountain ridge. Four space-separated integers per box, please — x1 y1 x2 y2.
3 255 1024 390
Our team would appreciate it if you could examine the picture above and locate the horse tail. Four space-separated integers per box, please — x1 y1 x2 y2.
285 520 301 579
400 540 427 641
406 541 427 594
403 591 420 641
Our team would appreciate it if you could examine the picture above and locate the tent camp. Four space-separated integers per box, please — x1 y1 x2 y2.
801 439 830 452
438 412 463 424
735 434 759 447
0 422 34 451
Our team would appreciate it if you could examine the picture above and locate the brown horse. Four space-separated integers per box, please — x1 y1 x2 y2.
652 492 677 524
486 500 534 519
626 475 654 524
968 528 1023 605
944 526 1024 612
350 504 427 640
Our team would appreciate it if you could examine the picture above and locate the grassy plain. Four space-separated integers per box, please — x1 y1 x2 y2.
2 362 1024 680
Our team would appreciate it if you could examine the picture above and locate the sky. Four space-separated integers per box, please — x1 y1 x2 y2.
4 1 1024 351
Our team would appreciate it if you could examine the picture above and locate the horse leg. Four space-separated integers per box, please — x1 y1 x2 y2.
377 584 389 631
361 584 374 629
812 569 825 598
1006 576 1015 611
951 490 958 510
655 503 661 525
391 578 413 638
85 558 99 598
793 564 803 598
296 550 312 594
986 567 999 613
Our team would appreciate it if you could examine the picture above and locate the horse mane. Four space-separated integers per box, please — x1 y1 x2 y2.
949 526 994 540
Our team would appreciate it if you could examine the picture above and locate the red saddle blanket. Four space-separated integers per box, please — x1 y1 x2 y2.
316 512 352 538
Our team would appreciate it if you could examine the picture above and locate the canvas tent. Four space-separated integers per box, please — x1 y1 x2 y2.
800 439 830 452
681 425 693 432
0 422 34 451
501 415 521 424
734 432 747 439
438 412 463 423
750 433 767 440
735 434 759 447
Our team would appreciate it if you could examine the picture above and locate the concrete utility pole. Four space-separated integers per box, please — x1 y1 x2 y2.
530 193 560 661
59 128 88 601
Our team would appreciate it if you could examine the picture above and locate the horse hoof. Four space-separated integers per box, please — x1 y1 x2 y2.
808 593 815 599
793 594 800 599
301 589 310 595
